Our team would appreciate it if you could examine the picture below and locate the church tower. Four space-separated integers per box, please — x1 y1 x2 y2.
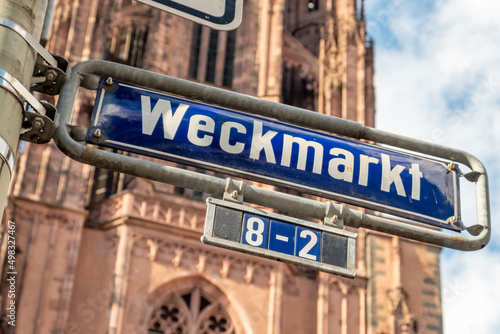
1 1 442 333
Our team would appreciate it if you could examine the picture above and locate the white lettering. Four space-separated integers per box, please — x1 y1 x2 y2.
220 121 246 154
381 153 406 197
140 98 429 205
328 148 354 182
141 96 188 139
409 163 423 200
249 121 277 163
187 114 215 147
358 155 379 186
281 135 324 174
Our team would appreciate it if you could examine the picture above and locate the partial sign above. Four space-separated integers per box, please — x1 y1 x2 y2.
136 0 243 30
87 79 462 231
202 198 357 278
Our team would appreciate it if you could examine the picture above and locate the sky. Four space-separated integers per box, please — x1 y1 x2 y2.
365 0 500 332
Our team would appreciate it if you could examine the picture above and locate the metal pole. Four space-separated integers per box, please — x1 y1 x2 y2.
0 0 49 222
40 0 56 47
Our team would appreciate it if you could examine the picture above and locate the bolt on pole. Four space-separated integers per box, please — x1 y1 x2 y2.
0 0 49 221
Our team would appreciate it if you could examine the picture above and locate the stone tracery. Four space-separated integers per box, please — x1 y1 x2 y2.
147 286 236 334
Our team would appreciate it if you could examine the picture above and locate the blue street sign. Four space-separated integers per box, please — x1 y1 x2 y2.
136 0 243 31
202 198 358 278
87 79 462 230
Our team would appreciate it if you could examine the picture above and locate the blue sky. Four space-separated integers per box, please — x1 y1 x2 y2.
365 0 500 332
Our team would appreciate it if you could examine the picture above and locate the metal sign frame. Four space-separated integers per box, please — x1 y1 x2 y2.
54 60 491 251
87 78 461 231
202 198 357 278
136 0 243 31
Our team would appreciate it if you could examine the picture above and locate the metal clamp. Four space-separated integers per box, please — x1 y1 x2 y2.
0 136 15 174
223 178 245 203
20 104 57 144
324 202 344 229
0 17 57 67
0 68 57 144
0 17 68 95
0 68 47 115
31 53 69 95
0 75 22 104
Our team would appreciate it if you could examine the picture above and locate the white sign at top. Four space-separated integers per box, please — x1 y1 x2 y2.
136 0 243 31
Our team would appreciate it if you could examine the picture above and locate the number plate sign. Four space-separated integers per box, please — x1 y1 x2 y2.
201 198 357 278
87 79 462 231
136 0 243 31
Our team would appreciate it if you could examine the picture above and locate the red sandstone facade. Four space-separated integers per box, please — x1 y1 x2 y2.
1 0 442 333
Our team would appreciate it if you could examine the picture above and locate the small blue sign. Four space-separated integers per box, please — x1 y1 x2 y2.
88 79 461 230
241 213 269 249
296 227 321 262
203 198 358 277
269 220 296 255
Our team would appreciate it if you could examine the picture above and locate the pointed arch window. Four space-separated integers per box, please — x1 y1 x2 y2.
147 286 237 334
108 25 148 67
188 24 236 88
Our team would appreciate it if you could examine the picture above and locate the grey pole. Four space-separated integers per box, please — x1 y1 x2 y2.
40 0 56 47
0 0 49 222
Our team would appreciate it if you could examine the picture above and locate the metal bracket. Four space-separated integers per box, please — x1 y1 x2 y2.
0 136 15 175
0 17 58 67
463 171 482 182
20 103 56 144
0 68 48 115
465 224 485 237
31 54 69 95
223 178 245 204
0 68 56 144
324 202 344 229
0 17 68 95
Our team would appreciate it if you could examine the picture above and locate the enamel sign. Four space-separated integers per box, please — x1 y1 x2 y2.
87 79 462 231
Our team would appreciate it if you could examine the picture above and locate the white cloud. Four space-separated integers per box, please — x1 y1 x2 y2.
367 0 500 332
441 249 500 333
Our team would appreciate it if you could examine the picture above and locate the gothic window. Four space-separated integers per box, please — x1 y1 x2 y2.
281 65 316 110
223 29 236 88
147 287 237 334
87 149 127 205
90 167 119 203
205 29 220 83
188 24 236 88
188 24 203 79
108 25 148 67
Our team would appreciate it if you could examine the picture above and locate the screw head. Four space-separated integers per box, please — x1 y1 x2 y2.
32 117 45 129
46 70 57 82
93 129 102 139
447 216 458 226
